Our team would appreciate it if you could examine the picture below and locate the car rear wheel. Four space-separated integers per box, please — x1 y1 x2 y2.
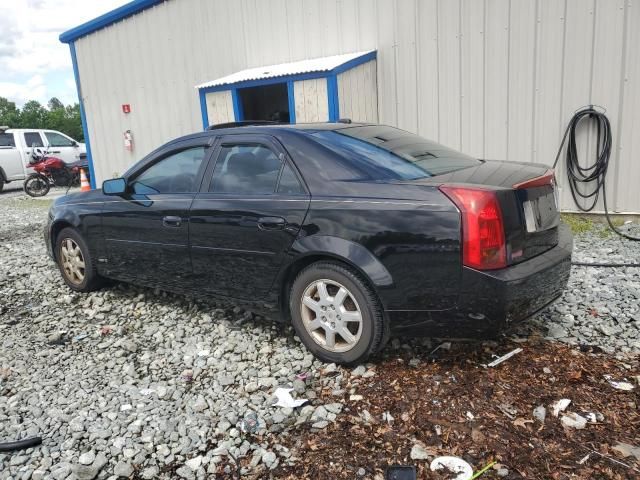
55 227 103 292
289 261 386 365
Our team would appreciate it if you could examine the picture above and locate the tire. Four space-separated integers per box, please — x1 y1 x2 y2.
24 174 50 197
55 227 103 292
0 179 4 192
289 261 386 365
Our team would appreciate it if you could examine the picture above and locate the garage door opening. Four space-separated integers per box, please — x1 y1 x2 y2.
238 83 290 123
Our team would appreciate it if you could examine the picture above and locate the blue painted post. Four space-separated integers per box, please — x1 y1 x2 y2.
326 74 339 122
69 42 97 189
287 80 296 124
199 89 209 130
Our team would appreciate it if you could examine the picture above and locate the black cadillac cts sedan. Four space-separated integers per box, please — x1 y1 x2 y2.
45 122 572 364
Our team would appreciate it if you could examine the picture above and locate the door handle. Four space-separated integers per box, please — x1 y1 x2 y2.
162 216 182 227
257 216 285 230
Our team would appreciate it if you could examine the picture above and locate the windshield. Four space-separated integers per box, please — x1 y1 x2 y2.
310 125 481 180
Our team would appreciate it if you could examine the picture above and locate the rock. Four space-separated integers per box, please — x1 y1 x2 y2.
292 379 306 394
351 365 366 376
533 405 546 423
78 451 95 465
114 461 134 477
497 467 509 477
140 466 160 479
561 412 588 429
262 451 277 469
72 452 107 480
192 395 208 412
312 420 329 429
547 324 568 338
176 466 195 479
410 443 430 460
185 456 203 470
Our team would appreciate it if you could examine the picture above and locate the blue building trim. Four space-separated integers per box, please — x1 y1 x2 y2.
287 81 296 124
231 88 243 121
69 42 97 189
331 50 377 75
199 89 209 130
326 75 339 122
60 0 164 43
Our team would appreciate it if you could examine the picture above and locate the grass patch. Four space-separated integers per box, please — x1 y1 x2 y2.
560 213 594 234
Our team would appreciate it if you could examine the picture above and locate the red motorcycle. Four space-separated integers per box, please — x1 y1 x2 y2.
23 148 89 197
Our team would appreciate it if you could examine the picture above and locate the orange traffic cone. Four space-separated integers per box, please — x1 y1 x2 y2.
80 168 91 192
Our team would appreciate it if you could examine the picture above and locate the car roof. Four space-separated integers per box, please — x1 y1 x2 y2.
168 122 375 144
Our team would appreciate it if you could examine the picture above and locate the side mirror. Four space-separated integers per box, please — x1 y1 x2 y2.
71 141 79 147
102 178 127 195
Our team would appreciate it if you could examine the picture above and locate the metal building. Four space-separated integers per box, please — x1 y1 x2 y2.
60 0 640 213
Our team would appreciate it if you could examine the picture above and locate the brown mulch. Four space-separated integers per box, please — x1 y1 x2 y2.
275 338 639 479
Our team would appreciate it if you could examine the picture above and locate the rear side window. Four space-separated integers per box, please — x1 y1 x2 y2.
277 163 305 195
130 146 207 194
0 133 15 147
211 144 282 194
24 132 43 148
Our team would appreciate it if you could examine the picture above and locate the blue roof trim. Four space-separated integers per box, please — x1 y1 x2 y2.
60 0 164 43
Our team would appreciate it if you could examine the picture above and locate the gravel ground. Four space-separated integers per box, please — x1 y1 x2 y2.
0 192 639 479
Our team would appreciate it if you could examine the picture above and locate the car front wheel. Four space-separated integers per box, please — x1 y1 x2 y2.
289 261 387 365
55 227 103 292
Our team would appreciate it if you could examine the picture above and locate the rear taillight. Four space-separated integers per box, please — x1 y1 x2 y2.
439 186 507 270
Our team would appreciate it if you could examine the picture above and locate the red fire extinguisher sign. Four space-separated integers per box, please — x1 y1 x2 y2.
122 104 131 114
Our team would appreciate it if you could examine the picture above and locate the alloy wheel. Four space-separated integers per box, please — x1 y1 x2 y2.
300 279 363 353
60 238 86 285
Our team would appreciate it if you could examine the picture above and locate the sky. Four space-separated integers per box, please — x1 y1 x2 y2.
0 0 126 107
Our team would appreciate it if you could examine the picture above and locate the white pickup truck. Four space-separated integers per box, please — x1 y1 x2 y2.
0 127 87 191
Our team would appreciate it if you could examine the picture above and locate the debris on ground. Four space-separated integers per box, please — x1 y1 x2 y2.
274 341 639 479
485 348 523 367
604 375 635 391
273 387 308 408
430 456 473 479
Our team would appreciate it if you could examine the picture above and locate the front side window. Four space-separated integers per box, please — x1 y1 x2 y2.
0 133 15 147
24 132 43 148
130 146 207 194
45 131 75 147
210 144 282 194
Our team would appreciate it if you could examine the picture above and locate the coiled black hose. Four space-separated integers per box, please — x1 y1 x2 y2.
553 105 640 242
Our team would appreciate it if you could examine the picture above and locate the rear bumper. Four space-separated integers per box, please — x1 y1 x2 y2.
388 223 573 337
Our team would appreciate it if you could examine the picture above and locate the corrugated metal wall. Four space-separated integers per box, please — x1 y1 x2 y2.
338 59 378 123
75 0 640 212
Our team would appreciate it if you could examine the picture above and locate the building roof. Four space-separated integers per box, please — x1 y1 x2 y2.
60 0 164 43
195 51 376 90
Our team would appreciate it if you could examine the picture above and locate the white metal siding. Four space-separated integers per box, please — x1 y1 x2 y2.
205 91 234 126
75 0 640 212
337 60 378 123
293 79 329 123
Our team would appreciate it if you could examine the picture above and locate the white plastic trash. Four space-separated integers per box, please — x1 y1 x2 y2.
430 456 473 480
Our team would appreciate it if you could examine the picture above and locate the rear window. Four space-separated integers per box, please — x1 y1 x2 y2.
0 133 15 147
310 126 480 180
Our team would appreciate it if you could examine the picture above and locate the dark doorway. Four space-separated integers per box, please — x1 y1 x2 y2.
238 83 290 123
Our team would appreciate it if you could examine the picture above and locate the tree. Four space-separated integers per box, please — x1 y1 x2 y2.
0 96 84 142
48 97 65 111
0 97 20 127
19 101 48 129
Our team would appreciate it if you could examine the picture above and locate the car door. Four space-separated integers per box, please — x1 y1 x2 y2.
43 131 81 163
101 139 212 288
0 133 25 181
189 134 310 299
